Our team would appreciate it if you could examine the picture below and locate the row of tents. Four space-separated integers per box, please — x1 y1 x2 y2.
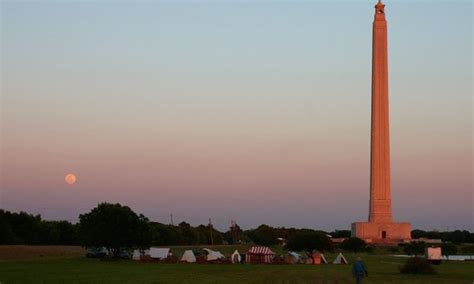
281 250 348 265
132 246 349 265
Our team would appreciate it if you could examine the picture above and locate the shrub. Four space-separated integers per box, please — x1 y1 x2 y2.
403 241 426 256
387 246 399 253
399 257 436 275
341 237 367 253
286 230 333 253
461 245 474 254
365 245 375 254
441 242 458 260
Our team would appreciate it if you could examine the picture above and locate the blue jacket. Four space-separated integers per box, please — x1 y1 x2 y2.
352 260 368 277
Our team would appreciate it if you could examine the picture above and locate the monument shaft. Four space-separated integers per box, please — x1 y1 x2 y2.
351 1 411 243
369 0 392 223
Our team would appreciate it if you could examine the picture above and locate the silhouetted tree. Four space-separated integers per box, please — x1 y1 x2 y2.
403 242 426 256
341 237 367 253
329 230 351 238
441 243 458 260
78 203 151 257
286 230 333 252
246 224 280 246
461 245 474 255
411 229 474 244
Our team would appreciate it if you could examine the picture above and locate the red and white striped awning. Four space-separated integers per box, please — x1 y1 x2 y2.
247 246 274 255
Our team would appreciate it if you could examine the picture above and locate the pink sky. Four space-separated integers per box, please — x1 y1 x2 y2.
1 1 472 231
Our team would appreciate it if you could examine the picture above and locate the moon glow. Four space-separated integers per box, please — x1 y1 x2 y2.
65 174 77 185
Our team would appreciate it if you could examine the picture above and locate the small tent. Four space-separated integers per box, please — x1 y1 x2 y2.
246 246 275 264
309 251 327 264
150 248 170 260
181 250 197 263
132 250 141 260
285 251 302 264
203 248 225 261
132 249 150 260
332 253 348 264
231 250 241 264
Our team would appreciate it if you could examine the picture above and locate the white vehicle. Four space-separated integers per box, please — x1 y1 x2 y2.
425 247 442 265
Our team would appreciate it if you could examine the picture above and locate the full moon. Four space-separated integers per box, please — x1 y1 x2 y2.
65 174 77 185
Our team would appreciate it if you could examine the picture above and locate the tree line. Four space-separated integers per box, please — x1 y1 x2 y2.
1 203 473 253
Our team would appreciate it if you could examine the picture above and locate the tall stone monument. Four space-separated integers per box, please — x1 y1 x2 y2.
351 0 411 243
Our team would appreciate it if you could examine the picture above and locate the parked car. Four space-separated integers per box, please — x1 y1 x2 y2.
86 247 108 258
119 250 131 259
425 247 442 265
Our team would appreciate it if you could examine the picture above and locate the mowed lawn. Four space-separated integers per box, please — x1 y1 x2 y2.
0 247 473 284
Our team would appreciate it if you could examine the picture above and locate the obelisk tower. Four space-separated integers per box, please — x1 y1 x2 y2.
351 0 411 243
369 0 392 224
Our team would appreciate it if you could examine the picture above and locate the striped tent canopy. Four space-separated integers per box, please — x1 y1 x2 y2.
247 246 275 255
246 246 275 264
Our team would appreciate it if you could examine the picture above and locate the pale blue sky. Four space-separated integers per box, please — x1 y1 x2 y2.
1 0 472 231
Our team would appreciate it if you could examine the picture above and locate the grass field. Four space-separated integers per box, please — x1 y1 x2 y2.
0 246 473 284
0 245 86 261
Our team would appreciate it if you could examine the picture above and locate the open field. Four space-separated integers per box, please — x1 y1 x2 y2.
0 246 473 283
0 245 86 261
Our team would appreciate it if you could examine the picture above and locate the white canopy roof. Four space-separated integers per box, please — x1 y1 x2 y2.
150 248 170 260
181 250 196 263
333 253 348 264
203 248 225 261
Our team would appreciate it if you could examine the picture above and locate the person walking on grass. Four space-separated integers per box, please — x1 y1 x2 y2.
352 257 368 284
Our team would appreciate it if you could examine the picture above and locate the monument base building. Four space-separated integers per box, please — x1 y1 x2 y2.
352 222 411 243
351 1 411 244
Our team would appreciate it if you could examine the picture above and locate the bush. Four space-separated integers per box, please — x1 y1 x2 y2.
403 241 426 256
341 237 367 253
286 230 333 252
387 246 399 253
365 245 375 254
441 243 458 260
399 257 436 274
461 245 474 254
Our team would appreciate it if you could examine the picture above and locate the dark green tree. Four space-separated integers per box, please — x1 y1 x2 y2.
286 230 333 252
78 203 151 257
403 242 426 256
0 210 43 244
246 224 279 246
341 237 367 253
440 243 458 260
0 217 16 244
329 230 351 238
461 245 474 255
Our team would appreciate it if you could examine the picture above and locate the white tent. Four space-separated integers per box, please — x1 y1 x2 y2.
203 248 225 261
332 253 348 264
231 250 241 264
132 250 141 260
286 251 302 264
181 250 197 263
132 249 150 260
150 248 170 260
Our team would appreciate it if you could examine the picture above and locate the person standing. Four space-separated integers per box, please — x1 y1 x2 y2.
352 257 368 284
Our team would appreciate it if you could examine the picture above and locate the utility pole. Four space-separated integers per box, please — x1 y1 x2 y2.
208 218 214 246
170 214 174 226
231 219 238 244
